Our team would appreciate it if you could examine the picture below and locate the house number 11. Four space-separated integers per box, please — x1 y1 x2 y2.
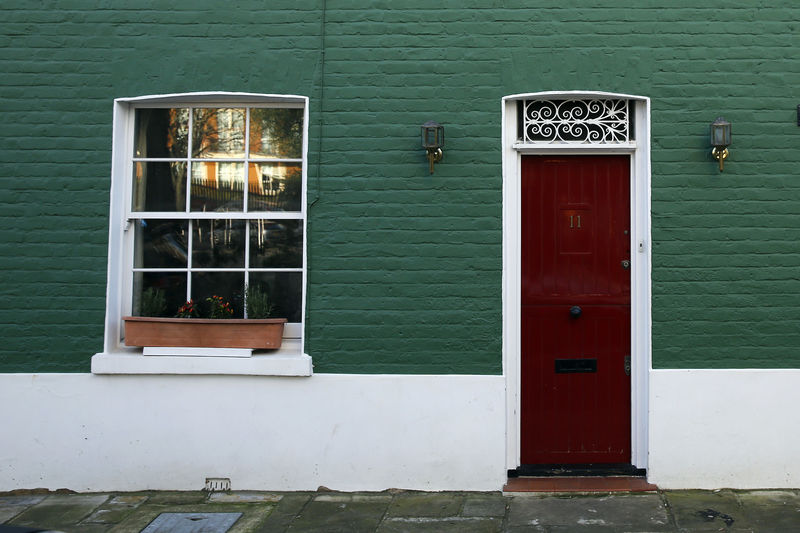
569 215 581 228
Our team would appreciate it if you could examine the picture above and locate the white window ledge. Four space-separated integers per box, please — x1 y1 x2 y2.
91 341 312 376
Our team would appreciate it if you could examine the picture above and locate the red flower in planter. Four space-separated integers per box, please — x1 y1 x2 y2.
175 299 199 318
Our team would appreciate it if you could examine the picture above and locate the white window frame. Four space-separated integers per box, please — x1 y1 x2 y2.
92 92 312 376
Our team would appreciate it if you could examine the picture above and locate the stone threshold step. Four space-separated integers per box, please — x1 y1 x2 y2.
504 476 658 493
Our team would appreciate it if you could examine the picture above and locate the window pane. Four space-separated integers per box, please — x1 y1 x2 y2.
192 108 245 158
247 162 302 212
191 272 245 318
248 272 302 322
133 219 188 268
249 108 303 159
249 219 302 268
132 271 187 317
190 162 244 212
132 162 187 212
192 219 245 268
134 108 189 158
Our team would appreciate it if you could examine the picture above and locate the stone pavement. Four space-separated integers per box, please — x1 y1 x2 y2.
1 488 800 532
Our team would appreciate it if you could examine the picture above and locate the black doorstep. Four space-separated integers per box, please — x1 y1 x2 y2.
508 463 646 478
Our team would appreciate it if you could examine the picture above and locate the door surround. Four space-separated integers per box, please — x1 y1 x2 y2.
502 91 652 470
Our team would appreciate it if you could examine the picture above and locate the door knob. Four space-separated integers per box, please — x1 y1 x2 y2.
569 306 582 319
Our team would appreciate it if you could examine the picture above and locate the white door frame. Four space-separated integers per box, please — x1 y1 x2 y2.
502 91 652 470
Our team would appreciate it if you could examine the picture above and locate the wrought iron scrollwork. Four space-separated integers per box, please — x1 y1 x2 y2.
523 99 629 144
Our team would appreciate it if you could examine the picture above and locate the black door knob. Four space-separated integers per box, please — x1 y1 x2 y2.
570 306 582 319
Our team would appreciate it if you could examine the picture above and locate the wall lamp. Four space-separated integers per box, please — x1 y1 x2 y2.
710 117 732 172
421 120 444 174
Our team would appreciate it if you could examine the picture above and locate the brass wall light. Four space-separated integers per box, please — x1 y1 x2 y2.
710 117 732 172
421 120 444 174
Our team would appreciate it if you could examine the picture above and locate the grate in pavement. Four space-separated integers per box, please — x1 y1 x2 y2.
140 512 242 533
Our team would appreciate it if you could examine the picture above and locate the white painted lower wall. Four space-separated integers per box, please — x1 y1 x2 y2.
0 373 506 492
5 369 800 492
648 369 800 489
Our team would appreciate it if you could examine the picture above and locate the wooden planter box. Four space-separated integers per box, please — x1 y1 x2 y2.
123 317 287 349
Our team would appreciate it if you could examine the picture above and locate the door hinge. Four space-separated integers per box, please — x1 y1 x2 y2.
624 355 631 376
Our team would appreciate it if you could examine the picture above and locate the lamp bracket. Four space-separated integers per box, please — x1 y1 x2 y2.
426 148 443 174
712 147 729 172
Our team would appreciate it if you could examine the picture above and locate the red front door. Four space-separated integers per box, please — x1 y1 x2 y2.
520 155 631 464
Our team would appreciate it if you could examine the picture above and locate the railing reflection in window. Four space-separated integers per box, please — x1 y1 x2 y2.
193 219 245 268
250 220 302 268
248 162 301 212
188 163 301 212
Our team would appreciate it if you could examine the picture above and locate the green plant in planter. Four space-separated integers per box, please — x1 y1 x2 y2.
246 284 275 318
140 287 167 317
207 295 234 319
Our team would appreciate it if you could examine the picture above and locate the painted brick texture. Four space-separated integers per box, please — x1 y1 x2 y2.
1 2 799 372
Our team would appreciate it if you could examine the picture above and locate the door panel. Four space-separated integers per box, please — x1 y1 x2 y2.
520 155 631 464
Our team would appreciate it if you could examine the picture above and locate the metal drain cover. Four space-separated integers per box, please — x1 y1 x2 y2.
141 512 242 532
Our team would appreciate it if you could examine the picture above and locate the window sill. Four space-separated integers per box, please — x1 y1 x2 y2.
91 340 312 376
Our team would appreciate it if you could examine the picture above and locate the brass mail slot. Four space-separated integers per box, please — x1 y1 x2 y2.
555 358 597 373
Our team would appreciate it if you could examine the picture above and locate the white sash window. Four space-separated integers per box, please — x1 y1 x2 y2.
93 93 311 375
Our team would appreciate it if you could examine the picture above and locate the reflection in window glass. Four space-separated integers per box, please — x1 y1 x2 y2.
192 272 245 318
132 271 187 317
248 272 302 323
192 108 245 158
190 162 244 212
128 102 305 328
247 163 302 211
192 219 245 269
249 108 303 159
134 108 188 158
249 220 302 268
132 162 186 212
133 219 188 268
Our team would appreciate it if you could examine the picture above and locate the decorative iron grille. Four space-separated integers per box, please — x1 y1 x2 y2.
521 99 630 144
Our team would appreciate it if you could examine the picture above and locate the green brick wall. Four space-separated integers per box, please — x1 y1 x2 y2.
1 2 799 372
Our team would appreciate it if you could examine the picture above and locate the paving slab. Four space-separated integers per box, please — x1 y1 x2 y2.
253 493 312 532
144 492 208 505
504 525 547 533
0 495 46 524
378 516 502 533
208 492 282 504
737 489 800 507
736 491 800 533
386 492 464 518
8 493 109 531
83 494 149 524
140 511 242 533
109 502 274 533
511 524 632 532
314 493 393 503
507 493 671 530
665 490 748 531
462 494 508 517
288 499 390 533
